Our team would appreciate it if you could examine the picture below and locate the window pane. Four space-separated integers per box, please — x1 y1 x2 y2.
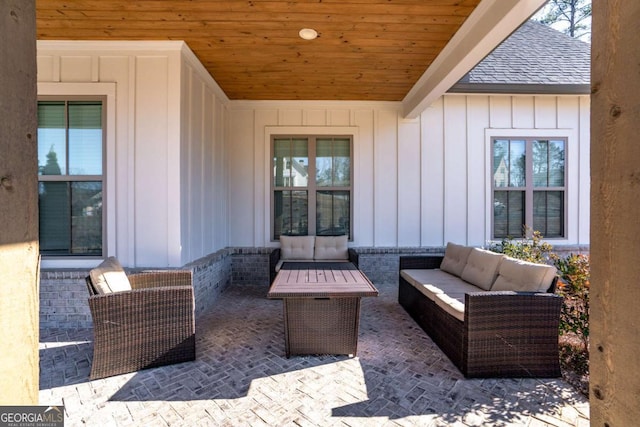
494 191 524 238
316 190 350 237
39 181 102 255
493 139 509 187
533 140 565 187
317 138 351 187
316 139 332 187
291 139 308 187
71 182 103 255
274 190 308 238
534 191 564 238
39 182 71 254
273 139 289 187
509 140 526 187
533 140 549 187
334 138 351 186
549 140 565 187
273 138 308 187
38 101 67 175
272 139 289 187
69 102 102 175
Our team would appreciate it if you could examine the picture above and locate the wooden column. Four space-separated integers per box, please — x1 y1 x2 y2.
590 2 640 425
0 0 39 404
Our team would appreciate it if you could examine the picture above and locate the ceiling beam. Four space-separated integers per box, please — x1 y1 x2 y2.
402 0 547 119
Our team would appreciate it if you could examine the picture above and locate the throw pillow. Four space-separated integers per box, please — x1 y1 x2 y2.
460 248 504 290
314 235 349 260
89 257 132 294
439 242 473 277
279 235 315 260
491 257 557 292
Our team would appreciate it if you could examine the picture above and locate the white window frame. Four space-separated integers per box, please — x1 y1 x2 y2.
485 128 575 243
38 82 116 269
264 126 359 246
271 135 353 240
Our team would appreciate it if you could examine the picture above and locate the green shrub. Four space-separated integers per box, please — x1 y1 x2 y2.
488 227 554 264
554 253 590 351
489 228 590 387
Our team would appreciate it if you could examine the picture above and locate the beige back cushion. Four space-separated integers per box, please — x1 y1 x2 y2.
460 248 504 290
439 242 473 277
279 235 315 260
491 257 557 292
314 235 349 260
89 257 132 294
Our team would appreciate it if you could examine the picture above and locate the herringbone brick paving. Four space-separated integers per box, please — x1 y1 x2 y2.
39 282 589 426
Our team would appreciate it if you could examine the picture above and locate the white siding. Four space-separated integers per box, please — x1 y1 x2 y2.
374 109 399 246
134 55 172 266
397 118 421 247
443 96 468 243
422 98 445 246
179 53 229 264
37 41 228 268
228 94 590 248
353 109 376 247
466 96 489 245
36 40 589 266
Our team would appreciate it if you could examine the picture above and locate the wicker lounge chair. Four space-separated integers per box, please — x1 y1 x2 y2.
86 257 195 379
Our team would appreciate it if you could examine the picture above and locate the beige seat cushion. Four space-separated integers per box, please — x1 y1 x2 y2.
89 257 131 294
434 293 465 322
439 242 473 277
400 269 481 301
460 248 504 290
491 257 557 292
279 235 315 260
314 235 349 260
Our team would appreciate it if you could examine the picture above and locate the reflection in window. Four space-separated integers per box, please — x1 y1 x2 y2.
493 139 525 187
316 138 351 187
273 138 308 187
494 190 525 239
316 190 350 236
274 190 308 237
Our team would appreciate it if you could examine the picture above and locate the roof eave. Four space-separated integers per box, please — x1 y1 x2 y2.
447 83 591 95
402 0 547 119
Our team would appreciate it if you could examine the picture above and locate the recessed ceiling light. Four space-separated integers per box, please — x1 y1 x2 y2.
299 28 318 40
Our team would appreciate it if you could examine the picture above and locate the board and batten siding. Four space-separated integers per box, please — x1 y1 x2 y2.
227 94 590 248
37 41 229 268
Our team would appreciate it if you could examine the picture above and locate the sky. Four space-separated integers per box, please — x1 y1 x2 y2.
532 1 592 43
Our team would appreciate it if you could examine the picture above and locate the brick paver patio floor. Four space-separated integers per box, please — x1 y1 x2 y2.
39 282 589 426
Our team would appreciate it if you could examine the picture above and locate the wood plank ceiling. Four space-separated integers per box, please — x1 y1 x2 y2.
36 0 482 101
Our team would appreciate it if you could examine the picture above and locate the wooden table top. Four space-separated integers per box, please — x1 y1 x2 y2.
267 264 379 299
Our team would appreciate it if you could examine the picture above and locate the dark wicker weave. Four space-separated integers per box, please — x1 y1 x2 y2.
398 255 562 378
86 270 196 380
268 262 378 357
283 297 361 356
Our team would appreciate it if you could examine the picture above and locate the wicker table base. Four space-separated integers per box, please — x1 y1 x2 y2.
268 262 378 357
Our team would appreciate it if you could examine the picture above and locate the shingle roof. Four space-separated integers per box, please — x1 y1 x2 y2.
449 20 590 94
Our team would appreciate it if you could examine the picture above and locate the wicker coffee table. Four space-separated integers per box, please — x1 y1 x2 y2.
267 262 378 357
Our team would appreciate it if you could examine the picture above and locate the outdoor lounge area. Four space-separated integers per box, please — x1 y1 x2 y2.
7 1 640 425
39 280 589 426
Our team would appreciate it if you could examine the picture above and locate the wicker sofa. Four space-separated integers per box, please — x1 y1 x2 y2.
269 235 359 282
399 243 562 378
86 257 196 379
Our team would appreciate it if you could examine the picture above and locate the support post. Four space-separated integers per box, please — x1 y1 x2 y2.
0 0 39 404
590 2 640 425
